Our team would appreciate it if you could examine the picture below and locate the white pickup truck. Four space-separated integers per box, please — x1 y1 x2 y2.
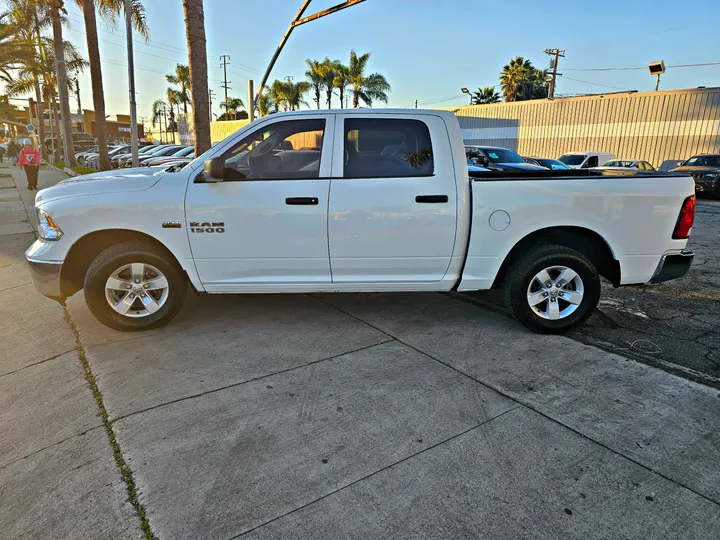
26 109 696 333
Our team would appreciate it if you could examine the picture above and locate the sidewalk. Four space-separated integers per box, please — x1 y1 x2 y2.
0 163 141 539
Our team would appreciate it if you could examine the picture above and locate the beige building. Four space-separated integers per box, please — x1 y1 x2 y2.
449 86 720 170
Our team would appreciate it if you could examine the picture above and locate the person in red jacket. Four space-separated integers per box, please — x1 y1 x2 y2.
17 139 41 190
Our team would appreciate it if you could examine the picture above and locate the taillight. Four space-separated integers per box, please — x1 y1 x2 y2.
672 195 695 239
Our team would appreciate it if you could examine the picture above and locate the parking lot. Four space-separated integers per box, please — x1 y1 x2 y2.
1 165 719 539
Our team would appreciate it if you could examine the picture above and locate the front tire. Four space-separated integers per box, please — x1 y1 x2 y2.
504 244 601 334
84 241 187 331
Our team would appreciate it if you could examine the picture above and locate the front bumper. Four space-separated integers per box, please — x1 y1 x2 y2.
26 257 64 303
692 176 719 193
650 249 694 284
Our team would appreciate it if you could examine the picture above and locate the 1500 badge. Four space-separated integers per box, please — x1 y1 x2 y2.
190 221 225 233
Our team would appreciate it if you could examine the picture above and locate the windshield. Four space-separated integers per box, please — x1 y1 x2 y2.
558 154 587 166
536 158 569 170
483 148 525 164
604 160 634 167
682 155 720 167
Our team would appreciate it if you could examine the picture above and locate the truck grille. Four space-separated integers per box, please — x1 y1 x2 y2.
691 173 704 181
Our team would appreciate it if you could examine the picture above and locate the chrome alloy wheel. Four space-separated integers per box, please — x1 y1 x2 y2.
526 265 584 320
104 263 169 318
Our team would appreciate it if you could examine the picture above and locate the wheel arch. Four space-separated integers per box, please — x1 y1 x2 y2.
60 229 191 298
493 226 620 288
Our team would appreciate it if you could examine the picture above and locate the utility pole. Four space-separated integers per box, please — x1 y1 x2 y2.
125 0 139 166
415 100 418 109
220 55 231 115
247 80 255 121
544 48 565 99
208 89 216 123
74 77 82 115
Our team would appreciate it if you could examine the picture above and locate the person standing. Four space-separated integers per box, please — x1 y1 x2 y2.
17 140 41 190
7 140 19 166
0 144 5 163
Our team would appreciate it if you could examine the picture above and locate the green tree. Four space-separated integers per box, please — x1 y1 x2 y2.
256 91 273 117
305 58 324 109
333 63 349 109
317 57 339 109
499 56 548 102
77 0 148 170
166 63 191 114
181 0 211 154
348 50 390 108
471 86 501 104
270 79 309 112
219 96 244 120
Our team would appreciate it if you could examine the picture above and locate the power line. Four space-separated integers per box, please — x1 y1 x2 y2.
560 76 632 91
564 61 720 72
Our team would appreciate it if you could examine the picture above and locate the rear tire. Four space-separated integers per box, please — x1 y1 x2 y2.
504 244 601 334
84 241 187 331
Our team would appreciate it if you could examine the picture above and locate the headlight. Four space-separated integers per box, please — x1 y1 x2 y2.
37 208 63 241
704 172 719 178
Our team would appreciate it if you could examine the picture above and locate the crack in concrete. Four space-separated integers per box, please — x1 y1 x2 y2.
108 338 395 425
227 406 521 539
0 425 104 471
0 348 76 379
312 295 720 508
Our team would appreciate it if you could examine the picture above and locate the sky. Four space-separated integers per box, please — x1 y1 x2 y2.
5 0 720 127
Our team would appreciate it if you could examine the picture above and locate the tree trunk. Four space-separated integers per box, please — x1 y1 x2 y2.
52 100 62 161
315 86 320 109
326 87 332 109
353 89 360 108
182 0 211 155
32 77 46 160
81 0 110 171
33 13 46 160
338 87 344 109
50 6 76 166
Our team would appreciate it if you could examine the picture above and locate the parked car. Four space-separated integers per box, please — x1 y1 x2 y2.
465 146 546 172
597 159 655 171
112 144 161 168
670 154 720 196
138 146 188 166
26 109 695 335
523 157 570 170
75 146 98 165
87 145 131 170
143 147 195 167
558 152 616 169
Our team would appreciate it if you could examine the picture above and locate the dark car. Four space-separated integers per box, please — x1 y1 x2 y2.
670 154 720 196
465 146 546 172
138 145 186 166
523 157 571 170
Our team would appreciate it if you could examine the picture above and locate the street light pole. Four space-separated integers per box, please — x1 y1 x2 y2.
125 0 139 166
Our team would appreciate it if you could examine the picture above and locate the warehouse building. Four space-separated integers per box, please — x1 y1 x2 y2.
449 86 720 170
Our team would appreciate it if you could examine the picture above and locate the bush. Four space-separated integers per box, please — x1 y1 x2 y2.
53 161 65 169
70 166 94 175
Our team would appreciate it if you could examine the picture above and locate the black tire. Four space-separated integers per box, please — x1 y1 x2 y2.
84 241 187 331
504 244 601 334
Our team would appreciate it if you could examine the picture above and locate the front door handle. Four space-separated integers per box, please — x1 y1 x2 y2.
286 197 319 205
415 195 449 203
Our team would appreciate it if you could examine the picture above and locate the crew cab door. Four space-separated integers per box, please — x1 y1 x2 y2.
328 115 458 285
185 115 334 291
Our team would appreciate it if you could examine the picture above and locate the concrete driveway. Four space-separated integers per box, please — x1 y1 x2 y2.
2 164 720 539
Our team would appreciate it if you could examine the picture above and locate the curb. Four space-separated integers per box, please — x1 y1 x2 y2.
63 167 79 177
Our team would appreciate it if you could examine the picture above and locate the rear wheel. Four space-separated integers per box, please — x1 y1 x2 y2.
84 242 187 331
504 244 601 333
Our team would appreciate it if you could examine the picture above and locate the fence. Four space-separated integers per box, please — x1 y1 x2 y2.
447 87 720 170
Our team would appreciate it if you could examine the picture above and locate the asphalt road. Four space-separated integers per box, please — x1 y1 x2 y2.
462 199 720 386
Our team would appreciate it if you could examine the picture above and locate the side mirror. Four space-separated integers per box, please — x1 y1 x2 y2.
203 157 224 183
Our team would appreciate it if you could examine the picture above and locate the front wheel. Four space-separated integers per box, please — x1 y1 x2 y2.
84 241 187 331
504 244 601 334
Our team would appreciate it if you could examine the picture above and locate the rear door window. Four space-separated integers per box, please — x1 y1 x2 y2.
343 118 434 178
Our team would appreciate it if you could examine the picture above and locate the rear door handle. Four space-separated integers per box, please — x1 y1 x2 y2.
415 195 449 203
286 197 319 205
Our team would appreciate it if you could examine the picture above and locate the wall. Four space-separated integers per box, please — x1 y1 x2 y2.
449 87 720 170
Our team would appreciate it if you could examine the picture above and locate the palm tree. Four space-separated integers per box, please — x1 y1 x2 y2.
305 58 324 110
2 2 50 157
151 98 168 142
348 50 390 108
166 63 191 114
77 0 148 170
499 56 535 102
219 96 244 120
256 91 273 117
333 63 349 109
181 0 211 154
471 86 501 105
318 57 339 109
166 88 179 135
286 81 310 111
270 79 289 111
